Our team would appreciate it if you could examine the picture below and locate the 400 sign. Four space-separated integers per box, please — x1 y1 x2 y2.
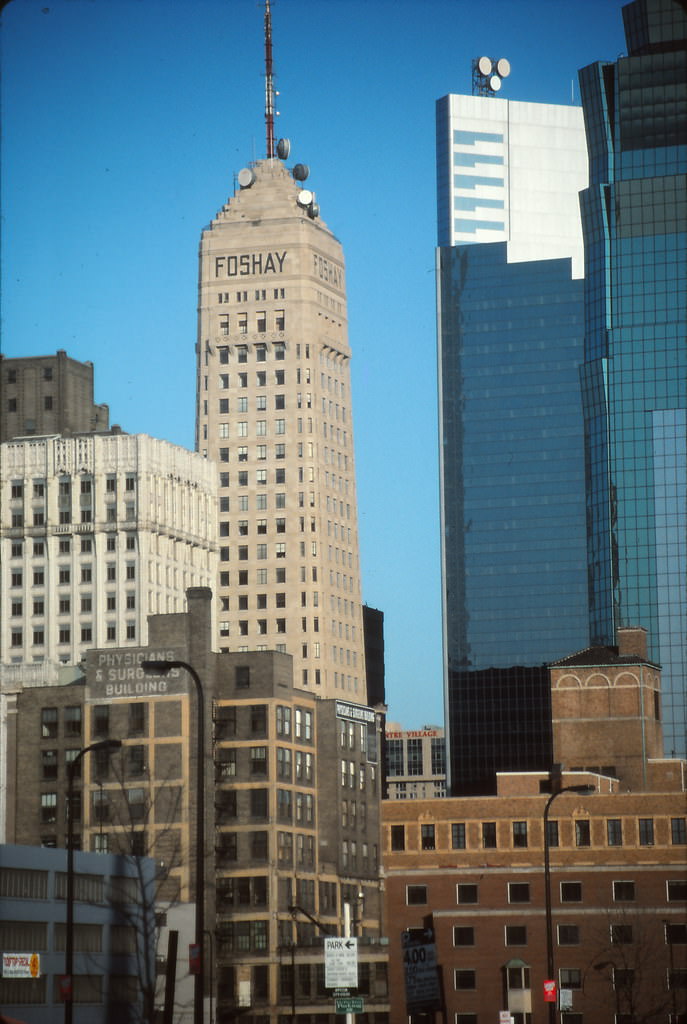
402 928 442 1016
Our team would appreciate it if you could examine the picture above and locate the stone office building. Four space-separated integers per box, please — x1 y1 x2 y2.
1 430 217 669
4 588 390 1023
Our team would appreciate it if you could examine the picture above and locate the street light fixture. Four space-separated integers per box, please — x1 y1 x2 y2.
543 783 595 1024
288 905 334 1022
64 738 122 1024
142 659 205 1024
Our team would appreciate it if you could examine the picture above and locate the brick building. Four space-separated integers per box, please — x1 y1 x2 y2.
383 777 686 1024
382 629 686 1023
4 588 390 1023
0 350 109 442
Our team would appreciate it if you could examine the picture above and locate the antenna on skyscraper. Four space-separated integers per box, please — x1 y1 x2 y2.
264 0 276 158
472 57 510 96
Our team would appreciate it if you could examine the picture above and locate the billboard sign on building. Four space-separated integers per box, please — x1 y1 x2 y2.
86 647 186 700
402 927 442 1015
2 952 41 978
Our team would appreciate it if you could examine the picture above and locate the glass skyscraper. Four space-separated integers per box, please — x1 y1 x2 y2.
579 0 687 758
436 94 590 792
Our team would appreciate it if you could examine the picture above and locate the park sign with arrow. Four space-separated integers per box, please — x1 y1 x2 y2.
324 937 358 989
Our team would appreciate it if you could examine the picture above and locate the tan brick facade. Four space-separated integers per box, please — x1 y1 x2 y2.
382 776 687 1023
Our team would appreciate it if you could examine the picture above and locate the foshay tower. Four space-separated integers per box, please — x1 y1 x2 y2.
196 2 367 703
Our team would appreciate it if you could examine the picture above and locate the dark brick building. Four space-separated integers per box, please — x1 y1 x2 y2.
5 588 390 1023
0 349 109 442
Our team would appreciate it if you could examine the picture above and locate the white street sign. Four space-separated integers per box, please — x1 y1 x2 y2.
324 937 358 988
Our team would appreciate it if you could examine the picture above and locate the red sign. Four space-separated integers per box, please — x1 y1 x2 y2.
543 980 557 1003
189 944 201 975
59 975 72 1000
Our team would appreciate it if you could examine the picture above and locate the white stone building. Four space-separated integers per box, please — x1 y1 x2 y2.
1 431 217 667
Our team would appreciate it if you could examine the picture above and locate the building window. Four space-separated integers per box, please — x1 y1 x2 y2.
559 968 581 990
41 750 58 781
667 880 687 901
41 793 57 823
671 818 686 845
614 966 638 991
513 821 528 848
250 705 266 735
41 708 58 739
457 883 478 904
390 825 405 851
482 821 497 848
613 880 635 901
668 969 687 991
421 824 436 850
64 706 82 737
454 970 476 990
561 881 582 902
250 747 268 776
638 818 654 846
607 819 623 846
451 822 466 849
575 820 591 847
453 926 474 946
508 883 530 903
276 706 291 737
386 739 403 776
610 924 633 944
505 925 527 945
128 703 146 737
406 885 427 905
558 924 580 945
126 788 146 823
92 705 110 737
666 923 687 944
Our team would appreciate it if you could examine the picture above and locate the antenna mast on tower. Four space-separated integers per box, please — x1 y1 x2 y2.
264 0 275 158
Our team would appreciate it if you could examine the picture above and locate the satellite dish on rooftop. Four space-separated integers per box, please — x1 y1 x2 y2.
276 138 291 159
472 56 511 96
293 163 310 182
238 168 255 189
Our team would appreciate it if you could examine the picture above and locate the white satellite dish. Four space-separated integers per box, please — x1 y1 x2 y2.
477 56 492 76
496 58 511 78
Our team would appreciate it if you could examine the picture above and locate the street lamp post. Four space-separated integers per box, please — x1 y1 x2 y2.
143 659 205 1024
543 783 594 1024
64 738 122 1024
288 904 334 1021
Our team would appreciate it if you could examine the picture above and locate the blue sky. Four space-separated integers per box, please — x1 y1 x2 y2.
1 0 626 727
